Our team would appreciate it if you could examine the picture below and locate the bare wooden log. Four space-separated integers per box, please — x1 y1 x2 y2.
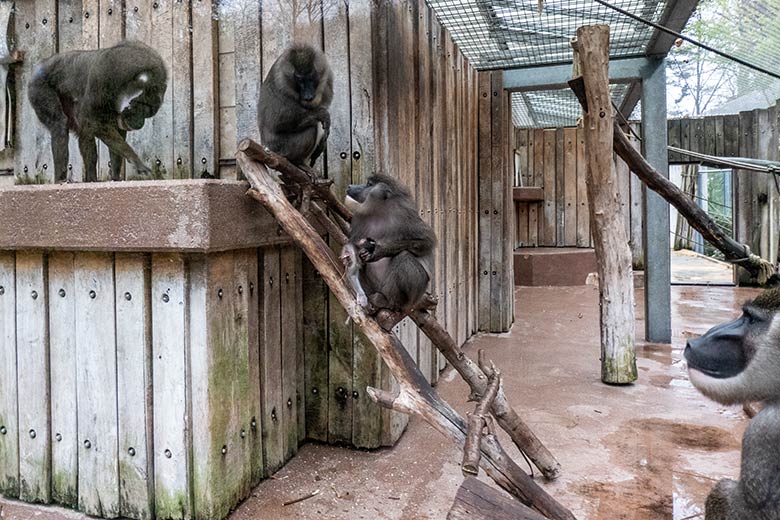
448 477 550 520
413 310 561 479
310 202 348 246
237 150 575 520
238 139 353 227
612 122 777 284
572 26 636 384
463 371 501 476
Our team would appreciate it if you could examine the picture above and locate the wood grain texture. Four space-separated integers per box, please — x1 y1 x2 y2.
16 251 50 504
0 251 18 497
74 252 119 517
151 253 190 518
48 253 78 508
114 253 154 519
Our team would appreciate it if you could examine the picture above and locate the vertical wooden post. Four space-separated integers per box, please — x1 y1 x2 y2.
573 25 636 384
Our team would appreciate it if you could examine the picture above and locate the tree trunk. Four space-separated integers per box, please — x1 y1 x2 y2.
573 26 637 384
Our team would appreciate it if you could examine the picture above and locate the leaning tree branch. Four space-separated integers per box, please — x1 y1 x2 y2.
239 141 562 482
612 122 777 284
237 144 575 520
463 369 502 476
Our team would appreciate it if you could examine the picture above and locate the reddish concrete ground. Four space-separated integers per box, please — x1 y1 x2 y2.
1 285 760 519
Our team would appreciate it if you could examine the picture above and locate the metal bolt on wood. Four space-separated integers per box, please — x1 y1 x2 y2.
89 290 96 299
164 449 172 458
128 447 136 456
58 288 66 297
29 429 35 439
84 439 91 449
55 433 62 442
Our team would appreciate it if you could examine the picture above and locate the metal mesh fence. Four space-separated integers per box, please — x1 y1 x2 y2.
511 83 630 127
425 0 669 70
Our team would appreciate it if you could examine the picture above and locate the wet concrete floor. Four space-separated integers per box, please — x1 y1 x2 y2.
0 285 761 519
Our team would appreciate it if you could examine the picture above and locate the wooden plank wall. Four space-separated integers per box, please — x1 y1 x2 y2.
667 105 780 283
6 0 490 491
513 126 644 269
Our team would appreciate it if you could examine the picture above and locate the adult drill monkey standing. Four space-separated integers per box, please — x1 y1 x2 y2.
257 44 333 167
341 174 436 323
684 288 780 520
28 40 167 182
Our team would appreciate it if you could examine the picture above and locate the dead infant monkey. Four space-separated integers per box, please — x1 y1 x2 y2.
257 44 333 167
341 174 436 327
29 40 167 182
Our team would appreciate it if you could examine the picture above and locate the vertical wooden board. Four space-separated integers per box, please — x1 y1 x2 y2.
476 71 492 330
151 254 190 518
714 116 725 157
242 250 263 485
321 0 353 446
704 117 716 158
488 71 505 331
16 252 50 504
190 252 252 520
667 119 681 162
575 127 590 247
734 111 754 284
350 0 384 448
115 253 153 519
501 87 514 326
260 248 284 473
555 128 565 246
447 39 459 343
692 118 706 157
469 65 479 335
125 0 175 179
541 129 556 247
191 0 221 178
515 129 529 247
415 5 433 383
280 247 299 460
294 254 305 446
563 128 577 246
231 0 261 152
302 256 328 441
723 115 740 156
529 129 543 245
48 253 78 508
0 252 18 497
172 0 193 179
14 1 57 183
679 118 691 162
74 253 119 517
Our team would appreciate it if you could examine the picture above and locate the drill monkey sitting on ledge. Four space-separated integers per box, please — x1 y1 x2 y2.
685 288 780 520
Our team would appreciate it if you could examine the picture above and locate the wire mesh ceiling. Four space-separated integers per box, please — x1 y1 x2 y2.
424 0 670 70
511 84 631 127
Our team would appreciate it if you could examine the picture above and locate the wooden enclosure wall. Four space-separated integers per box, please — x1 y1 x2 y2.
667 103 780 283
477 71 514 332
6 0 488 452
513 127 644 268
0 246 307 520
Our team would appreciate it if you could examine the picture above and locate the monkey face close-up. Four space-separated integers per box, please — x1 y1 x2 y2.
685 288 780 405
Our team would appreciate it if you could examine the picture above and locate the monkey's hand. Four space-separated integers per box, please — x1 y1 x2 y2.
340 250 353 268
357 238 377 263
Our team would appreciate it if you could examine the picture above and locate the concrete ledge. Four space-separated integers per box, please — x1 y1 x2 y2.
514 247 597 286
0 180 290 252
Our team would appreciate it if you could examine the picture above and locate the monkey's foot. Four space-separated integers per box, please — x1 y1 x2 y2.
375 309 405 331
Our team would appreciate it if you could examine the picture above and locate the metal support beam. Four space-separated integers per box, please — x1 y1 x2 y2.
503 56 655 92
641 58 671 343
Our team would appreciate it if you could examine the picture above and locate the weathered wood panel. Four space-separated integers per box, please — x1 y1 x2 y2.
75 252 119 517
114 253 154 519
48 253 78 508
150 253 190 519
0 252 18 497
16 251 50 504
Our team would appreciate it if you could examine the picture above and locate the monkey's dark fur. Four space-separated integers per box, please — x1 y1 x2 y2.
685 288 780 519
28 40 167 182
342 174 435 316
257 44 332 167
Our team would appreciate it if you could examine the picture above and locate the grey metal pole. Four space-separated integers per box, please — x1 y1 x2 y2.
641 58 672 343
